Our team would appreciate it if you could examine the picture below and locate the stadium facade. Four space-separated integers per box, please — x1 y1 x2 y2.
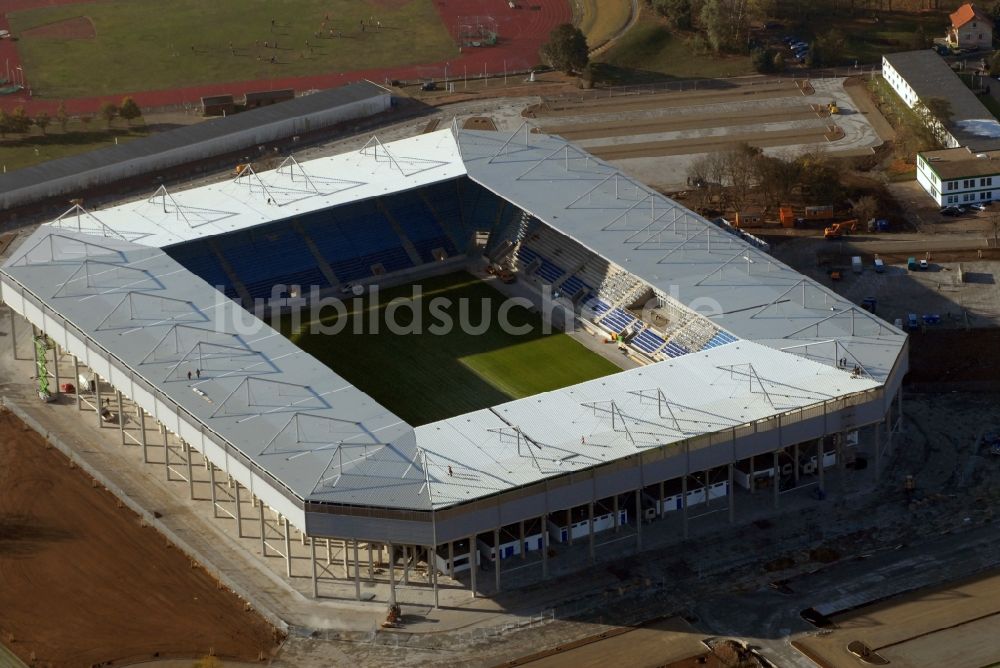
0 125 907 603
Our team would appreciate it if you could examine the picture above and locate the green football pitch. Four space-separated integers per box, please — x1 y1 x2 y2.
285 272 622 426
9 0 456 98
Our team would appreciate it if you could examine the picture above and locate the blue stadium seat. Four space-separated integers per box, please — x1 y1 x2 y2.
380 190 457 262
632 328 665 354
602 308 635 333
702 331 739 349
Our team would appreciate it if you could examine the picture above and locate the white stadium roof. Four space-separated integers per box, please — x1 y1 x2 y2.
1 127 906 513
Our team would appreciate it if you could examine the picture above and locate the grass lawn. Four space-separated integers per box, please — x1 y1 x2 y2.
596 7 753 84
285 272 620 425
576 0 632 50
0 120 147 172
9 0 456 99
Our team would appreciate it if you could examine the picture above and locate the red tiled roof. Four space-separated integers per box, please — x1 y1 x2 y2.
951 3 992 29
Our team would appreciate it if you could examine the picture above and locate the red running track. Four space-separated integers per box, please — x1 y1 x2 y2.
0 0 570 114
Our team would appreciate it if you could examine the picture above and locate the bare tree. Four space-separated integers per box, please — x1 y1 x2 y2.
852 195 880 223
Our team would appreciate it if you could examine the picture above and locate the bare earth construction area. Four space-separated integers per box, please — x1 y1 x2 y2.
0 410 279 666
527 77 883 189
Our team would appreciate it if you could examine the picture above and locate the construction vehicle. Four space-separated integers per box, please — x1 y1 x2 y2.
823 219 858 239
828 101 839 115
234 163 249 177
779 206 796 228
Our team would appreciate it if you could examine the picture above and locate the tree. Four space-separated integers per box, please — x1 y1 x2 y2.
119 96 141 126
56 101 69 133
756 154 801 211
752 47 776 73
653 0 693 30
33 111 51 135
700 0 758 53
910 25 928 51
100 101 118 128
80 115 93 131
852 195 880 223
540 24 588 74
721 143 762 213
10 106 31 134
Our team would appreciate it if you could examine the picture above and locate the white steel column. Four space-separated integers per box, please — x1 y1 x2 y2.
430 544 439 608
310 537 318 598
727 463 735 523
185 442 195 499
209 461 217 518
353 541 361 601
259 501 266 555
469 536 477 598
493 528 501 593
283 517 292 577
388 543 397 605
234 479 243 537
117 390 125 444
73 356 82 410
138 407 148 463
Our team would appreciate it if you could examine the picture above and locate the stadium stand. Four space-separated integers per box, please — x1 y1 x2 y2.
298 201 411 282
163 241 238 299
214 224 329 300
418 181 471 251
380 190 458 263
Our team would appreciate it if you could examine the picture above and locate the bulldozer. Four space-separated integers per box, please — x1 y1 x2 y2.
824 219 858 239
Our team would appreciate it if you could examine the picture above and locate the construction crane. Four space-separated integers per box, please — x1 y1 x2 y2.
824 219 858 239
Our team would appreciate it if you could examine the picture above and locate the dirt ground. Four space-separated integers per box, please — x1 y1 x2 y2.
0 410 281 667
795 571 1000 668
504 617 717 668
908 328 1000 388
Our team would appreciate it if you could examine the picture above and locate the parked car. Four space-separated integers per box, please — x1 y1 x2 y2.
940 205 965 216
907 313 919 330
969 202 989 211
919 259 929 270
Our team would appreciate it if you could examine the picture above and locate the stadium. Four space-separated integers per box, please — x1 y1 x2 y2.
0 120 907 607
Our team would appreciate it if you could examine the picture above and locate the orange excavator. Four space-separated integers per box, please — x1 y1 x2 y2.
824 219 858 239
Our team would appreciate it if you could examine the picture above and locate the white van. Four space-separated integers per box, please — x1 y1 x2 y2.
874 258 885 273
851 256 862 274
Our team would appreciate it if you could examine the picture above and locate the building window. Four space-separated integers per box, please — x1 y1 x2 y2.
982 191 990 200
964 179 974 188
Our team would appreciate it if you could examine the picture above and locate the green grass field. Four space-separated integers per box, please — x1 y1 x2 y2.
0 120 147 171
9 0 456 98
284 272 621 425
596 8 753 84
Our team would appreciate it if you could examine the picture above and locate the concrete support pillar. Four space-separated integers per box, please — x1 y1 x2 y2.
430 543 439 608
354 541 361 601
634 489 642 551
162 427 170 480
613 496 620 532
257 500 268 556
310 537 318 598
117 391 125 444
389 543 397 605
185 442 195 500
402 545 409 586
73 356 82 410
283 517 292 577
875 421 882 480
493 528 501 593
95 376 103 427
541 515 549 579
773 451 780 509
138 407 148 463
519 520 525 560
209 462 217 518
342 540 349 579
587 502 595 563
52 344 60 396
793 442 800 485
448 541 455 578
234 480 242 538
727 463 735 523
469 537 477 598
681 474 689 539
326 538 332 566
817 440 825 493
9 309 19 360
